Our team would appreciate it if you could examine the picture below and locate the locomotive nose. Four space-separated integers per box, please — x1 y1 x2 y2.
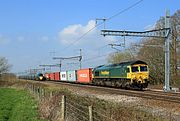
138 74 148 83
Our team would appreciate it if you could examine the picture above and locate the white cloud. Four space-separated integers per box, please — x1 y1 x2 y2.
41 36 49 43
58 20 116 46
57 20 119 68
144 23 156 31
17 36 25 42
0 34 10 45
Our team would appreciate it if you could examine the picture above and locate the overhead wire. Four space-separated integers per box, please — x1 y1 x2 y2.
60 0 144 51
83 52 113 63
36 0 144 70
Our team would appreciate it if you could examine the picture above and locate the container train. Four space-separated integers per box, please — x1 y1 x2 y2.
19 60 149 90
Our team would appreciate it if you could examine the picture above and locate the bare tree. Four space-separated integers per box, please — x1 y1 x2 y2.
107 10 180 85
136 10 180 85
171 10 180 84
107 50 134 64
136 37 164 84
0 57 11 75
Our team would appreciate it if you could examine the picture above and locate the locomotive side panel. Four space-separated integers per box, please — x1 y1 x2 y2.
109 66 127 78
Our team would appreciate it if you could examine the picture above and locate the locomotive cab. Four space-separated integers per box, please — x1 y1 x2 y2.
35 73 46 81
127 63 149 88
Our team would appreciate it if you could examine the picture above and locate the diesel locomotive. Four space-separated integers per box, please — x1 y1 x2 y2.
93 60 149 89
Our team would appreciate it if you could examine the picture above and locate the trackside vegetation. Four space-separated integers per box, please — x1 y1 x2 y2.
0 88 46 121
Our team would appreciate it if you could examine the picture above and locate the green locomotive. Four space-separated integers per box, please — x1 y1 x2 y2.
92 60 149 89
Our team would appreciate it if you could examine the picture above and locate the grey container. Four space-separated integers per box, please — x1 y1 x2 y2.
67 70 77 82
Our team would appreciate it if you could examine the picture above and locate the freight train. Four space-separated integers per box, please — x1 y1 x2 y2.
20 60 149 90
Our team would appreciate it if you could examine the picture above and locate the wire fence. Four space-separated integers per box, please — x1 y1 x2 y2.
0 79 180 121
22 83 180 121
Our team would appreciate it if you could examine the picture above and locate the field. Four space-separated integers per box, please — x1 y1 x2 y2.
0 88 46 121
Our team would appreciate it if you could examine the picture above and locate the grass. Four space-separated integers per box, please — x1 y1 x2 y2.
0 88 47 121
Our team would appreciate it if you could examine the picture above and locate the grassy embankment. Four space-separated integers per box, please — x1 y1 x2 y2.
0 88 46 121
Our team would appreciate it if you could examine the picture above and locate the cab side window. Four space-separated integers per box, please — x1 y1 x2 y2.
127 68 130 73
95 72 99 76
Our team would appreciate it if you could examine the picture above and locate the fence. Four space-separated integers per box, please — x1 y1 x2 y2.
25 83 117 121
0 79 178 121
23 83 180 121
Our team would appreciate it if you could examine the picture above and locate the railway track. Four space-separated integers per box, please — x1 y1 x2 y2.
40 80 180 103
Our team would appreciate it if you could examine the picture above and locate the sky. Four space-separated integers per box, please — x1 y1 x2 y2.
0 0 179 73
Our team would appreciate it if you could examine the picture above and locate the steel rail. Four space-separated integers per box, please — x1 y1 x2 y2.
41 80 180 103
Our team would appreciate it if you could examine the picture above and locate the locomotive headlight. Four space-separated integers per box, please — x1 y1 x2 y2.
40 76 43 80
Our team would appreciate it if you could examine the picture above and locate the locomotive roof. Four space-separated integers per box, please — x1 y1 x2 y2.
94 60 147 69
113 60 147 66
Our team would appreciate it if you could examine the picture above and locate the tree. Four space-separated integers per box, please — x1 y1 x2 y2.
136 38 165 84
107 50 134 64
0 57 11 75
170 10 180 84
136 10 180 85
107 10 180 85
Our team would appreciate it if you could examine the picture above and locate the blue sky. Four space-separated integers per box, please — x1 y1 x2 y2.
0 0 179 73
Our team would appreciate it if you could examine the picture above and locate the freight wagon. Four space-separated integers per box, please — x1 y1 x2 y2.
67 70 77 82
77 68 92 83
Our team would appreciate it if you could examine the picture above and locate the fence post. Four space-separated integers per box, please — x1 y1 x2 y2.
35 86 37 95
61 95 65 121
38 87 41 100
50 91 53 98
89 105 93 121
41 88 44 100
32 84 35 93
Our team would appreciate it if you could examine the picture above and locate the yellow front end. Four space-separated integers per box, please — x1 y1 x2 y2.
127 64 149 88
131 72 149 84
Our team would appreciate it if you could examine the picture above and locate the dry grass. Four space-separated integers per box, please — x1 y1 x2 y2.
1 79 179 121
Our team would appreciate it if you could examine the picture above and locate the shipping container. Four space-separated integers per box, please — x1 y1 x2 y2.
45 73 50 80
67 70 77 82
60 71 67 81
54 72 60 81
49 73 55 80
77 68 92 83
